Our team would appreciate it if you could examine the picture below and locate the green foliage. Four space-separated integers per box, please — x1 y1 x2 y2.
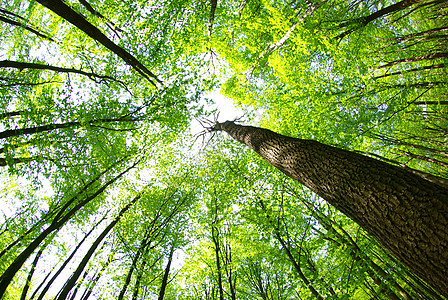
1 0 447 299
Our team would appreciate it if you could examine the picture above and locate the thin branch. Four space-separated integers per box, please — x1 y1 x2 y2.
0 9 55 41
35 0 162 86
0 60 127 86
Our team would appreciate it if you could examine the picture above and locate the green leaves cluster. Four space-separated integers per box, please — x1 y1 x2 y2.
1 0 447 299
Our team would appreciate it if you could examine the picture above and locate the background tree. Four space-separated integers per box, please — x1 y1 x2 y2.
1 0 447 298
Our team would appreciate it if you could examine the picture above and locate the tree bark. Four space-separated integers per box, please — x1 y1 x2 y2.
208 0 217 37
212 121 448 297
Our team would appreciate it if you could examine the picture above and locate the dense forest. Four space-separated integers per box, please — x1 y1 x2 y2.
1 0 447 299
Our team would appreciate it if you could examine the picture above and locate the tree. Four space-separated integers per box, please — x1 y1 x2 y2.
211 120 448 297
0 159 137 298
2 0 448 297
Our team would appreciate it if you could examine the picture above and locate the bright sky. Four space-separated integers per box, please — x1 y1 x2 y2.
189 89 246 136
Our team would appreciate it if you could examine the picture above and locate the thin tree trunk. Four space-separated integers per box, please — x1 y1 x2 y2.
374 63 447 79
337 0 426 40
0 60 124 83
223 238 236 300
212 121 448 297
117 229 152 300
211 225 225 300
79 252 114 300
258 199 324 299
29 260 59 300
77 0 122 37
312 208 409 300
0 160 135 298
378 52 448 69
0 209 57 260
397 150 448 168
131 258 147 300
36 214 107 300
371 133 448 157
158 244 175 300
0 110 26 119
414 101 448 105
246 2 317 76
0 157 34 166
55 192 142 300
393 26 448 44
34 0 161 86
20 243 47 300
0 116 138 139
0 11 54 41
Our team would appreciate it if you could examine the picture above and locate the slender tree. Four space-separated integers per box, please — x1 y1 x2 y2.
158 243 175 300
0 160 136 298
35 214 108 300
211 120 448 297
56 192 143 300
258 198 324 299
117 229 152 300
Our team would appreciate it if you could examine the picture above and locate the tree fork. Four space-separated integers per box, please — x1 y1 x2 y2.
212 121 448 297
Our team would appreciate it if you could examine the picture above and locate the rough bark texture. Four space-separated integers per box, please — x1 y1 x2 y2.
213 121 448 297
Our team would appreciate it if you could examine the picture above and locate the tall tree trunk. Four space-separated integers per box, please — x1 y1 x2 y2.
378 52 448 69
131 257 147 300
337 0 427 40
29 261 59 300
158 244 175 300
79 252 114 300
212 121 448 297
0 209 57 260
55 193 142 300
211 225 225 300
0 11 54 41
0 116 138 139
0 60 123 83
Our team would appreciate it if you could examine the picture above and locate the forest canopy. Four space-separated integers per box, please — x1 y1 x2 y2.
1 0 447 299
